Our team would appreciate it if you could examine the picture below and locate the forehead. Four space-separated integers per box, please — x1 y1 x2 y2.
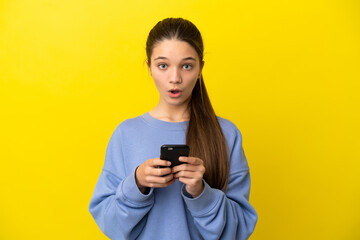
151 39 199 61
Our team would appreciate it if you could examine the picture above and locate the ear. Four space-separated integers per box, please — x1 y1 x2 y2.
199 60 205 77
201 60 205 70
146 60 152 75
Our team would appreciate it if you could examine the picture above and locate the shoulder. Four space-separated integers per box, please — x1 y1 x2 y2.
114 114 145 132
216 116 243 142
108 114 147 142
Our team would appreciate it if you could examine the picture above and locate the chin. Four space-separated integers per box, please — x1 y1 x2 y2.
167 98 191 107
167 100 186 106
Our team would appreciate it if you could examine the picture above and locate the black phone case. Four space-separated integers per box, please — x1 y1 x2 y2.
160 145 190 167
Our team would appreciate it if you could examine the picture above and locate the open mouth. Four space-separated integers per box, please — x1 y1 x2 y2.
170 89 180 94
169 89 182 97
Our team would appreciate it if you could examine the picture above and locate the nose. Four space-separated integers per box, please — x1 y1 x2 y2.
169 67 182 84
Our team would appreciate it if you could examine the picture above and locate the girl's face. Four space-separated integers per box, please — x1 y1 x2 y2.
147 39 204 109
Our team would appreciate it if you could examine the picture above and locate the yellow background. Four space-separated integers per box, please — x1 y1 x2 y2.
1 0 359 239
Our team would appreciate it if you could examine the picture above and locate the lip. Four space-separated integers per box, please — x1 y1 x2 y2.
168 89 182 98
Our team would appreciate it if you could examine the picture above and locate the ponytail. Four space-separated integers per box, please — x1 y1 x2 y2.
186 75 229 190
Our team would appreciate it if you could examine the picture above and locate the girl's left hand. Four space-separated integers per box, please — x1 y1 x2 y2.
172 156 205 198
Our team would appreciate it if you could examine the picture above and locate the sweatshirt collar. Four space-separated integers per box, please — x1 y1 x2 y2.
141 112 189 131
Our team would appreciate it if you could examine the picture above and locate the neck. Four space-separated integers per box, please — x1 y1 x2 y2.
149 101 190 122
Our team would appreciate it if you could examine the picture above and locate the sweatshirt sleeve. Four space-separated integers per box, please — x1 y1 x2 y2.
181 126 258 240
88 124 154 240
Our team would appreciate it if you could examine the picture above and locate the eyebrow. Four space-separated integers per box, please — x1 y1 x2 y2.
153 56 196 61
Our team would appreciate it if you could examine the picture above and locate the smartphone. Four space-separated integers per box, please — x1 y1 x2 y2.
160 144 190 167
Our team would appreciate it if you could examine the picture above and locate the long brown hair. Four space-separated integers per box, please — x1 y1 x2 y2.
146 18 229 190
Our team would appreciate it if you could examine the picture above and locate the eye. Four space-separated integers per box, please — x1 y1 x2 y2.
158 64 167 69
183 64 192 70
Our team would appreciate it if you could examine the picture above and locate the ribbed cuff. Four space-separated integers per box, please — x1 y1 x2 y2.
117 170 154 206
181 180 222 216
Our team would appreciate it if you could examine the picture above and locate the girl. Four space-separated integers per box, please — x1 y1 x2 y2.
89 17 257 240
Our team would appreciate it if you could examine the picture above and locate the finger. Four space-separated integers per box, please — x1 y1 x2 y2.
148 158 171 167
177 177 201 188
174 170 203 179
154 166 172 176
173 162 205 174
145 174 174 185
179 156 203 165
172 163 199 173
145 166 172 176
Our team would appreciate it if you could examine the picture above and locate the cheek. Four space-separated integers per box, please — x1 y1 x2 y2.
151 69 166 82
187 74 199 89
151 75 165 91
189 80 198 93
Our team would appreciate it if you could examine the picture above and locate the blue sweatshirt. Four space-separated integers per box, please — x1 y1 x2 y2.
89 112 257 240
